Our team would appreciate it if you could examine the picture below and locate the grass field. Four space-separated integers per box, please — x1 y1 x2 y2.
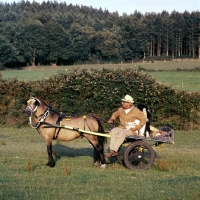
1 60 200 92
1 126 200 200
1 61 200 199
148 71 200 92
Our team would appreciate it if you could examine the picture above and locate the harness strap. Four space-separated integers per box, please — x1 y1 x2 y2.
83 115 91 131
53 114 63 139
41 115 93 139
56 114 63 126
53 128 61 140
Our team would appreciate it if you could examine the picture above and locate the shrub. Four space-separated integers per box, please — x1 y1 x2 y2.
0 68 199 130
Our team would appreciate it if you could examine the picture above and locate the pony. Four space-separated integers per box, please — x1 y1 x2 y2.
25 96 107 168
137 104 151 137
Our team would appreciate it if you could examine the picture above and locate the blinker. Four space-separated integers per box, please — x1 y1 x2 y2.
27 99 32 104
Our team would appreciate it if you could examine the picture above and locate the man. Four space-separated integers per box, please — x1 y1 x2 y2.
106 94 147 158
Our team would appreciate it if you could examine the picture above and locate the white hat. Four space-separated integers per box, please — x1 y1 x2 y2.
121 95 134 103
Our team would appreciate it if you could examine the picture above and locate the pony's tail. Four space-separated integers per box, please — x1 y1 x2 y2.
96 118 107 145
92 118 107 165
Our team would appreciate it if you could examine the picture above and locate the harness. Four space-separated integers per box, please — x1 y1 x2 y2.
53 114 63 140
52 115 91 140
27 97 94 139
29 106 91 140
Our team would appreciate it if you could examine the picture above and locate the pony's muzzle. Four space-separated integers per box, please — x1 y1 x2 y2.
25 107 33 116
25 105 36 116
25 110 32 117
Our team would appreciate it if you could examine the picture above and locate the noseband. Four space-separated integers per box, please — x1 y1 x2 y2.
26 105 38 115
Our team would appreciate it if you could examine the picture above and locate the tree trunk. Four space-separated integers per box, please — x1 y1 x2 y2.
150 39 152 56
157 34 161 56
191 24 195 58
199 22 200 59
32 47 36 67
166 31 169 57
199 34 200 59
178 36 181 57
153 39 155 56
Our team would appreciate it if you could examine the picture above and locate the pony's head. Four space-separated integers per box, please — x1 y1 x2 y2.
25 96 41 117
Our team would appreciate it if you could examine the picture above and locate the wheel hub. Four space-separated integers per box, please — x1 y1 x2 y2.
133 151 143 161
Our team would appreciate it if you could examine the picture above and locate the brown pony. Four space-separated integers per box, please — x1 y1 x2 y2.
25 97 107 168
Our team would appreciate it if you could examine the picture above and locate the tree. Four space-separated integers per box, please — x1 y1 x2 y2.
145 12 157 57
69 23 88 61
171 11 185 57
44 20 72 65
0 35 17 66
160 11 172 57
111 25 133 61
95 29 119 60
121 13 147 58
81 26 97 60
12 20 46 66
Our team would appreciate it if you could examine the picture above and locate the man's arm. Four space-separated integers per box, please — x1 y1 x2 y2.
108 109 120 123
135 110 146 130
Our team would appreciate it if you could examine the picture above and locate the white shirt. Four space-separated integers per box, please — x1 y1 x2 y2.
125 107 132 114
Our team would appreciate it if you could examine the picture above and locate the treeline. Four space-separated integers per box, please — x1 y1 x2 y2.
0 1 199 68
0 68 199 130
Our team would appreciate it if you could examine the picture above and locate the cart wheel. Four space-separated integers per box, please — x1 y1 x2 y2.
123 141 155 170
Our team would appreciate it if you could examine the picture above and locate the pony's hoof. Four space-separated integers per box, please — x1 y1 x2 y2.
100 164 107 169
94 162 100 167
46 163 55 168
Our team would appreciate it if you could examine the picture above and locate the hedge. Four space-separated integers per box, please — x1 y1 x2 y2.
0 68 199 130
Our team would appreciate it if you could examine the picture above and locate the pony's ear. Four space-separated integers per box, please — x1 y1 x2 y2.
30 93 36 98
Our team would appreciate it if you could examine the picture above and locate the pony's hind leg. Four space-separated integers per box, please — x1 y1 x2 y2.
94 142 107 168
88 138 107 168
93 148 101 166
46 143 55 167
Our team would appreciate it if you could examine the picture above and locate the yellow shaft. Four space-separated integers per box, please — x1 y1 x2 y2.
62 125 111 138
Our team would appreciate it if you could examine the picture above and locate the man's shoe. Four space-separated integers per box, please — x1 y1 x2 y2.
105 151 114 158
105 150 119 158
111 151 119 157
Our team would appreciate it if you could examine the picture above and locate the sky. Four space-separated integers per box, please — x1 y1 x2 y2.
2 0 200 15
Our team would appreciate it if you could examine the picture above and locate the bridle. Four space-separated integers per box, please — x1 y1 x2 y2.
26 98 50 129
29 107 50 129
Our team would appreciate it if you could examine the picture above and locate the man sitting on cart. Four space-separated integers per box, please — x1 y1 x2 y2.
106 94 147 158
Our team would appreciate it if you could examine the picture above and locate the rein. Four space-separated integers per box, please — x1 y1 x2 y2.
29 107 50 129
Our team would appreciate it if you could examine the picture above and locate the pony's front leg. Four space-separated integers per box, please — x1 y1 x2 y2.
46 142 55 167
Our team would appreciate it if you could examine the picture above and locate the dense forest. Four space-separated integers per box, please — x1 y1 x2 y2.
0 1 199 67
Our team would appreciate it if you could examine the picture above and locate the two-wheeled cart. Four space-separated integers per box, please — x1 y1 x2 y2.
60 124 175 170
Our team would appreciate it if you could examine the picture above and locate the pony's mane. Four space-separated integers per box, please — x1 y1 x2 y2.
35 97 49 107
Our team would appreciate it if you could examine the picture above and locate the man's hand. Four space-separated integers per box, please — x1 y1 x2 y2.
108 119 114 124
130 127 138 131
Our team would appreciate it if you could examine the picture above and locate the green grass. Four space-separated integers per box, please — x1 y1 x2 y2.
1 127 200 200
149 71 200 92
0 67 67 81
0 61 200 199
1 61 200 92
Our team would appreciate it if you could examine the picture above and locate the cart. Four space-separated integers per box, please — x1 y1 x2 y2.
60 123 175 170
119 125 174 170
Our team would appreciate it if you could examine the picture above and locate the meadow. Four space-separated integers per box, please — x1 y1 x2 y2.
0 60 200 199
1 60 200 92
1 127 200 200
